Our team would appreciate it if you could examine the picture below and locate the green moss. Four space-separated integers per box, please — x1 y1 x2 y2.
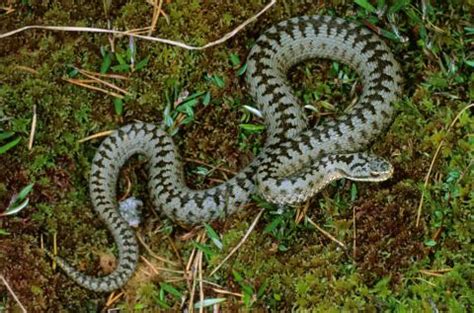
0 0 473 311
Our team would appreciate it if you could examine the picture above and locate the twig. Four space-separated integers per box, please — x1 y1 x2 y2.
148 0 163 36
105 291 124 308
75 68 131 96
0 274 27 313
0 1 277 51
416 103 474 226
212 287 243 298
198 250 204 313
295 201 310 224
52 232 57 270
184 158 237 175
352 206 357 260
140 255 184 275
28 105 37 150
166 236 185 269
14 65 38 75
210 208 264 276
78 130 114 143
306 217 346 250
63 78 124 98
419 269 443 277
117 172 132 201
420 268 453 276
79 68 129 80
136 233 178 266
0 5 15 15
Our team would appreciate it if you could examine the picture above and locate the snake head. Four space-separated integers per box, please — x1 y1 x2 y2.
340 153 394 182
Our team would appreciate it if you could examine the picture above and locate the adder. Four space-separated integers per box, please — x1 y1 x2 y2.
49 15 402 292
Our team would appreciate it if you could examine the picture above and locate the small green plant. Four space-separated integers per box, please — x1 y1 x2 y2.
231 270 267 308
0 131 21 154
354 0 411 43
1 183 34 218
228 52 247 76
206 73 225 88
105 42 149 74
204 223 223 250
154 282 184 309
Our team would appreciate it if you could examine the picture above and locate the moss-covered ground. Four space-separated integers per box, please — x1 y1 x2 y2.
0 0 473 311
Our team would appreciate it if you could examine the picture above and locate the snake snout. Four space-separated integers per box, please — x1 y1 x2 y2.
368 157 394 180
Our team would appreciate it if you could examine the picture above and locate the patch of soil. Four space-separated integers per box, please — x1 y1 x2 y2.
353 184 425 285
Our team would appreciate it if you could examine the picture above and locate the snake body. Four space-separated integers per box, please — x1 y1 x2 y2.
52 15 402 291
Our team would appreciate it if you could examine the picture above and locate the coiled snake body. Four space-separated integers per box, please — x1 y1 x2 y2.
52 15 402 291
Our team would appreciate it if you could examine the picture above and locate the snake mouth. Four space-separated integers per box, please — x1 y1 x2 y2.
369 167 394 181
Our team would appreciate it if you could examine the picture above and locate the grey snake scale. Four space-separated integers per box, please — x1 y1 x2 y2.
51 15 402 291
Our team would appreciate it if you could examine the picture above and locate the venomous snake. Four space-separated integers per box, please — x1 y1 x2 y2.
51 15 402 291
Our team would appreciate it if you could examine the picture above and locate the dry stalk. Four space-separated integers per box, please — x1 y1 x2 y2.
352 206 357 260
117 172 132 201
78 130 114 143
0 1 276 51
63 78 124 98
148 0 164 36
416 103 474 226
295 201 310 224
136 233 178 266
306 217 346 250
0 274 27 313
210 208 264 276
184 158 237 175
76 68 131 96
28 105 37 150
79 68 129 80
198 249 204 313
14 65 38 74
105 291 124 308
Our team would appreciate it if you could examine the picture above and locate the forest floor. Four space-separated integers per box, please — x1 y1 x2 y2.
0 0 472 311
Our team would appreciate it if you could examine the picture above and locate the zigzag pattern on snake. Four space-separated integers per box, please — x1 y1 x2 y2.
50 15 402 291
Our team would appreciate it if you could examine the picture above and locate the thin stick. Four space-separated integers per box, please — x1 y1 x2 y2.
148 0 163 36
419 270 444 277
188 253 198 313
63 78 124 98
352 206 357 259
140 256 184 274
78 130 114 143
105 291 124 308
306 217 346 250
295 201 310 224
210 208 264 276
136 233 178 266
0 1 276 51
28 105 37 150
184 158 237 175
212 287 243 298
201 279 223 289
76 68 131 96
416 103 474 226
14 65 38 75
117 173 132 201
0 274 27 313
52 232 57 270
166 236 185 269
420 268 453 274
79 68 129 80
198 250 204 313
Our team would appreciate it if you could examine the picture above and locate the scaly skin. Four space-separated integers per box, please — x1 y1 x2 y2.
51 15 402 292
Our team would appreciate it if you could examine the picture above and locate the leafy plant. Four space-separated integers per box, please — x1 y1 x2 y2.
1 183 34 217
154 282 184 309
0 131 21 154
